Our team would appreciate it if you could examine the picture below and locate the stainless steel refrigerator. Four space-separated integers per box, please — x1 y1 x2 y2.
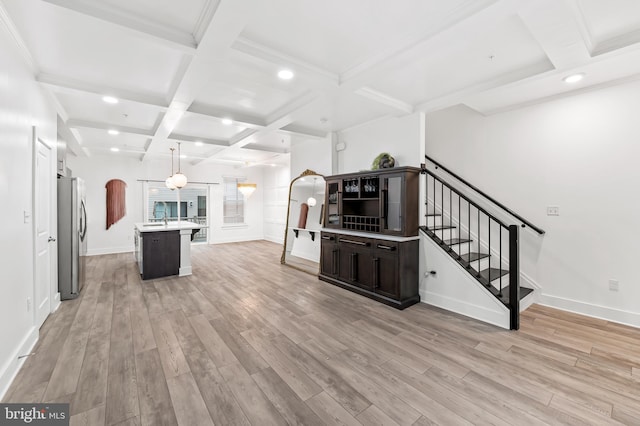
57 177 87 300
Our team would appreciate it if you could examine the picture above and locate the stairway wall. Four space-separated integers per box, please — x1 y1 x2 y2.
420 234 510 329
425 79 640 327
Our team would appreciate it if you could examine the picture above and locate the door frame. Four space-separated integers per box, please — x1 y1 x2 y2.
32 126 59 329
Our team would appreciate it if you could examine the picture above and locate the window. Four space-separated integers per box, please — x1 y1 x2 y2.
153 201 187 220
223 177 245 224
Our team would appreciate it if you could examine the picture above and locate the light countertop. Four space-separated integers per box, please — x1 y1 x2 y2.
135 221 207 233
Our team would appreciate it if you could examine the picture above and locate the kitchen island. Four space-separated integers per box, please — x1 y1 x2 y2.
134 221 205 280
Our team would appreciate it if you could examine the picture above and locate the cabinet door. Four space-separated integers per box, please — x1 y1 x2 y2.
382 175 404 234
325 179 341 228
320 233 338 277
373 241 399 299
142 231 180 280
337 237 373 290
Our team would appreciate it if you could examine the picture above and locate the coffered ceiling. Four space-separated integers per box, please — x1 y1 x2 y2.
3 0 640 166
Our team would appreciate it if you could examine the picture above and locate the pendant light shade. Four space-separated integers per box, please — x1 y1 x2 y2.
165 176 176 190
237 183 257 198
172 172 187 188
306 177 317 206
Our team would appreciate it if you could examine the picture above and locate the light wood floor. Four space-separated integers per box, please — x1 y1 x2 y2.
4 241 640 425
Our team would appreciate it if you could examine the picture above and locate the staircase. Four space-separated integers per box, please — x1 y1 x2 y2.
420 157 543 330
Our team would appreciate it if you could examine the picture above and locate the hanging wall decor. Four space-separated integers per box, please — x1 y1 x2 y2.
106 179 127 229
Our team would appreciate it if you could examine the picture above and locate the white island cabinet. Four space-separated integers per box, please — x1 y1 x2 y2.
134 221 206 279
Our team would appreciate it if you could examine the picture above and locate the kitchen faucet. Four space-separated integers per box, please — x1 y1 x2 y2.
161 201 168 225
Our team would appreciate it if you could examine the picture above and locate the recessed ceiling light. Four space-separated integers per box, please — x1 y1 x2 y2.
278 69 294 80
195 141 203 147
108 129 119 135
221 118 233 125
110 147 119 152
180 154 187 159
563 73 585 84
103 96 118 104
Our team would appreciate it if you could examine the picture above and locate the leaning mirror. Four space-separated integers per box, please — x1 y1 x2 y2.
281 170 326 275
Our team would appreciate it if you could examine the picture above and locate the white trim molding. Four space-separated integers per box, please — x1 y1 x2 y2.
0 327 38 401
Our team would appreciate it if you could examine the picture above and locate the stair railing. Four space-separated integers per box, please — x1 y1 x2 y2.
422 167 520 329
424 155 545 235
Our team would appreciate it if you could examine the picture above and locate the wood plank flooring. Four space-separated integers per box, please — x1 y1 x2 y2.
4 240 640 425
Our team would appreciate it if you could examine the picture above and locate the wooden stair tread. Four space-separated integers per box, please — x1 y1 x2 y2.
479 267 508 282
490 285 534 304
428 224 456 231
460 252 489 262
443 238 472 245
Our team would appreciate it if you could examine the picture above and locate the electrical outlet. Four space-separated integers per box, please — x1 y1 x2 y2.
26 297 31 312
609 279 619 292
24 211 31 224
547 206 560 216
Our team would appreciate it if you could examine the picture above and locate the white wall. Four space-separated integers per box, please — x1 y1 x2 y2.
426 80 640 327
67 155 145 255
67 155 267 254
337 113 423 174
189 162 264 244
262 165 290 244
291 136 332 177
0 20 57 397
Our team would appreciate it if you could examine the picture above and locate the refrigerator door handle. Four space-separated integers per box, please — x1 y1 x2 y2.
80 200 87 241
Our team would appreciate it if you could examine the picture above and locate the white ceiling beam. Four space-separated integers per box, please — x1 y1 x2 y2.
265 91 319 130
242 143 289 154
167 133 228 147
0 2 37 72
517 0 591 69
142 0 253 160
67 119 155 137
339 0 516 91
354 87 414 114
279 124 327 139
415 59 554 113
193 91 319 164
232 37 339 87
41 0 197 53
57 116 88 158
187 102 265 128
228 128 259 147
37 72 169 108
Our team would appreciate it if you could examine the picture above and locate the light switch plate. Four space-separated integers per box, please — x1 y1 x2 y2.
547 206 559 216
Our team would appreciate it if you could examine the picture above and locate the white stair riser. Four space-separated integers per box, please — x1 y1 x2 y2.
466 256 491 273
449 242 472 256
432 228 458 240
426 216 442 227
489 275 510 292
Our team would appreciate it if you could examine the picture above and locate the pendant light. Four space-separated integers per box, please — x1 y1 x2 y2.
237 182 257 198
165 148 176 190
172 142 188 188
307 177 317 207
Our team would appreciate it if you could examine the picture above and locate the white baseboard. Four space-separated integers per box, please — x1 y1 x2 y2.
51 292 61 313
539 294 640 328
264 235 284 244
0 327 39 401
421 290 510 330
210 235 265 244
87 246 134 256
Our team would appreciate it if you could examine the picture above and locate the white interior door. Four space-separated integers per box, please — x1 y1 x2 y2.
34 133 54 328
